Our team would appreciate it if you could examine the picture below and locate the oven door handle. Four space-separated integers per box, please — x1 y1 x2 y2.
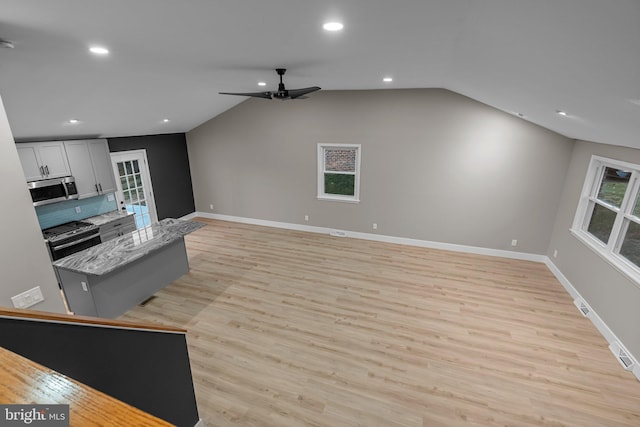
51 232 100 251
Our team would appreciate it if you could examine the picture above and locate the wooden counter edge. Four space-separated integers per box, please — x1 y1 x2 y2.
0 346 173 426
0 306 187 334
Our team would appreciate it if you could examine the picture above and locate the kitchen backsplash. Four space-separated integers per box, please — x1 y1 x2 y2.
36 193 118 229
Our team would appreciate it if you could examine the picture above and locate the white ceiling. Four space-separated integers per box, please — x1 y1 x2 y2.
1 0 640 148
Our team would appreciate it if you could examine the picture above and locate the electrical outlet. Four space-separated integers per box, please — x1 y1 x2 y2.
553 249 558 258
11 286 44 309
304 215 309 222
373 223 378 230
209 204 214 210
107 194 115 202
511 239 518 247
75 206 81 213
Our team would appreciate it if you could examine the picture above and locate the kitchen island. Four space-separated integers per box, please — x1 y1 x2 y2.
53 218 205 318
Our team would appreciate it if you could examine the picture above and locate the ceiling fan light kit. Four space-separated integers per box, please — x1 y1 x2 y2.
220 68 321 100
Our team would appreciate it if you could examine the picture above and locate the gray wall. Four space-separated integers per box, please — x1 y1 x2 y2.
548 140 640 357
187 89 574 254
108 133 195 220
0 95 65 313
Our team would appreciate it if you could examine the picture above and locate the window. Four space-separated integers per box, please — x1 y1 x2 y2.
317 144 361 202
572 155 640 286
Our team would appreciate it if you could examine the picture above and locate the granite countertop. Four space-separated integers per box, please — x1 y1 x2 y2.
53 218 205 276
83 210 135 227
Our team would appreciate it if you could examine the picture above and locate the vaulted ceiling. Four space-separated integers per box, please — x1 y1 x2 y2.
1 0 639 148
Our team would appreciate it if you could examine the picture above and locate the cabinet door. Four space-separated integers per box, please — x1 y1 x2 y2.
16 144 44 181
88 140 117 194
37 142 71 178
64 140 98 198
120 219 137 234
99 215 136 242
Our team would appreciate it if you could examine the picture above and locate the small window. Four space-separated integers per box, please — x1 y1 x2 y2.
317 144 361 202
572 155 640 287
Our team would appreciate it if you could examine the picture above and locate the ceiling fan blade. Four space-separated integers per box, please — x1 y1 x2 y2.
219 91 273 99
287 86 321 99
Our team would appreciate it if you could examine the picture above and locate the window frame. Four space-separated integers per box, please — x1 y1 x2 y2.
572 155 640 287
317 143 361 203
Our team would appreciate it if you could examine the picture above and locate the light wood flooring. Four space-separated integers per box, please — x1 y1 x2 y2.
121 218 640 426
0 346 171 426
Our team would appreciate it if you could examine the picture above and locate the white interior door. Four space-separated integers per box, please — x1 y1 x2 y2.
110 150 158 229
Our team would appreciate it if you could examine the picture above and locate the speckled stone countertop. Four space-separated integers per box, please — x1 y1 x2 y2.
53 218 205 276
83 210 135 227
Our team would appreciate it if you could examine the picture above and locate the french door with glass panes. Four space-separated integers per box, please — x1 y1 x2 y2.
110 150 157 229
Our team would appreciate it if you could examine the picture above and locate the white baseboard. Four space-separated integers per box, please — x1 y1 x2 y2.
545 259 640 381
192 212 546 262
180 212 199 221
187 211 640 381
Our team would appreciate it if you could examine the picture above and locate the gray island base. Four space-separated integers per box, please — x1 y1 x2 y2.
53 218 205 318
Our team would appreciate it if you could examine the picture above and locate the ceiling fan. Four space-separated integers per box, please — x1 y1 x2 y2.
219 68 321 100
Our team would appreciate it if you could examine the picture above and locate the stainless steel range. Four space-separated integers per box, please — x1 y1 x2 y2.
43 220 101 261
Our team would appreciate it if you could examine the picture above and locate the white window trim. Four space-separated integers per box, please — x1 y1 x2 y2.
571 155 640 289
317 143 361 203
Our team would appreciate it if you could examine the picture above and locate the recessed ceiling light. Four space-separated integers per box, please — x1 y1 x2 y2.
323 22 344 31
258 82 267 87
556 110 568 116
67 119 79 124
89 46 109 55
162 118 170 123
383 77 393 83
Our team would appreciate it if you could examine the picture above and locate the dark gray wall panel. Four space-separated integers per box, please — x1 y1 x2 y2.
0 317 200 426
108 133 195 219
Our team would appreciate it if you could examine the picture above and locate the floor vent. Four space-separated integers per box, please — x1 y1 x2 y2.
329 230 347 237
572 298 590 317
139 295 156 307
609 342 635 371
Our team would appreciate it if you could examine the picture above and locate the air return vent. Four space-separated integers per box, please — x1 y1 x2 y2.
573 298 590 317
609 341 636 371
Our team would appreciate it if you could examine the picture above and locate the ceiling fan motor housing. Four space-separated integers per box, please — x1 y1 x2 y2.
273 89 288 99
219 68 320 100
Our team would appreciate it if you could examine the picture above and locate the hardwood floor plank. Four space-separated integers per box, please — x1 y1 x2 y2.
121 219 640 426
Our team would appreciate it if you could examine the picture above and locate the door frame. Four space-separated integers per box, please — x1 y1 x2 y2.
110 149 158 227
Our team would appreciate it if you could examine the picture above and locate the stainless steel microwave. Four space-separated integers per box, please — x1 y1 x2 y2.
28 176 79 207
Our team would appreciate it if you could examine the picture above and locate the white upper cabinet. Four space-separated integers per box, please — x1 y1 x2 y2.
64 139 117 199
64 140 95 198
88 140 116 194
16 145 40 181
16 141 71 181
